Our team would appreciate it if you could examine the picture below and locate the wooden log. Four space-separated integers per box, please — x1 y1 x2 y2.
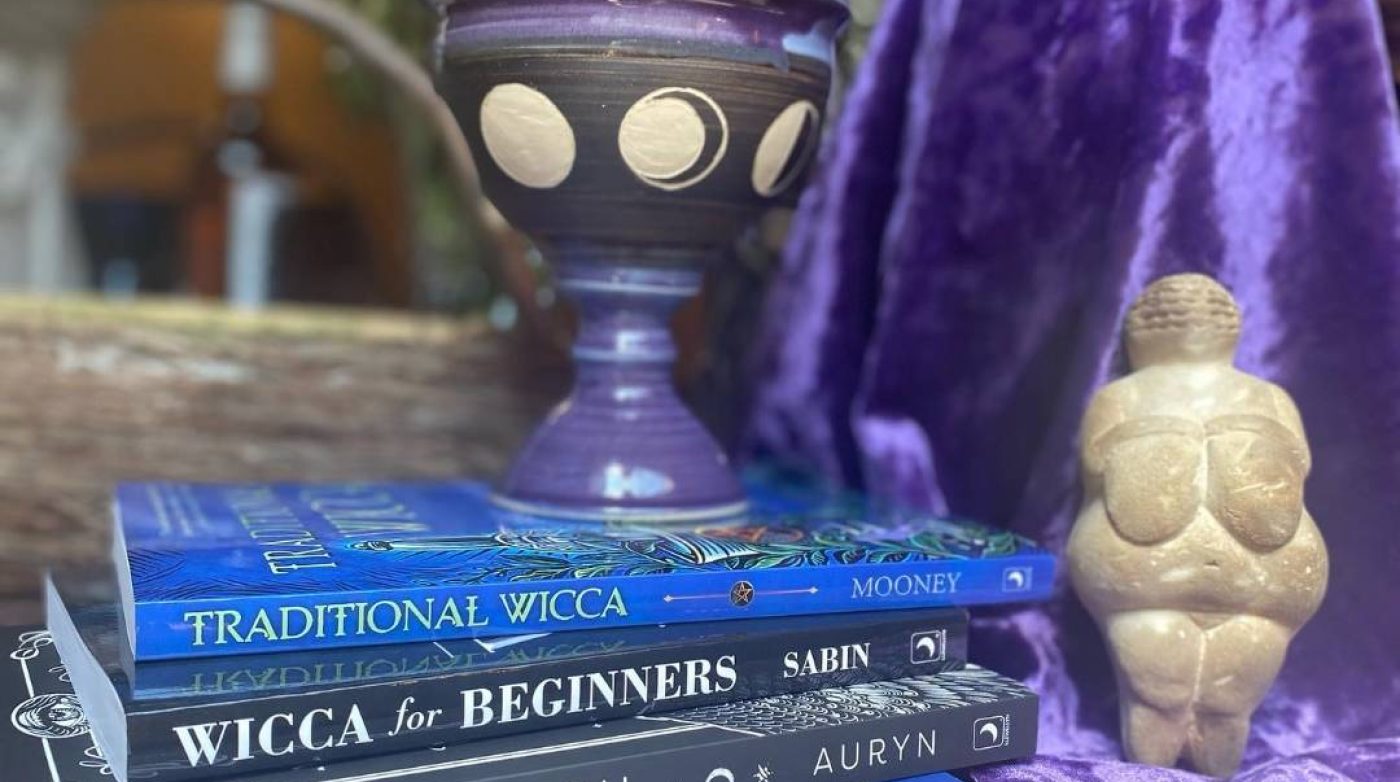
0 295 567 613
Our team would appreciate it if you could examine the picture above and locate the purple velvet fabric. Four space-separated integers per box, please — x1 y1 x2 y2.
971 738 1400 781
746 0 1400 779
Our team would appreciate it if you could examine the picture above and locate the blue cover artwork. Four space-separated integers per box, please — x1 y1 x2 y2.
114 479 1055 660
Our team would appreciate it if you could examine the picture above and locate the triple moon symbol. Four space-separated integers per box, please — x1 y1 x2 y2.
618 87 730 192
752 100 821 197
478 83 577 190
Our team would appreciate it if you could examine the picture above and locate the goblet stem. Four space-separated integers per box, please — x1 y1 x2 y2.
494 251 747 522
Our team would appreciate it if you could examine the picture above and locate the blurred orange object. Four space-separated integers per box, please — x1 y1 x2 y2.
68 0 412 307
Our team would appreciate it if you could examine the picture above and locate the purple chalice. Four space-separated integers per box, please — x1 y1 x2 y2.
431 0 849 521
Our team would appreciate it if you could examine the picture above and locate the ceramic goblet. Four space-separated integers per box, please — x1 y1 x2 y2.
433 0 848 521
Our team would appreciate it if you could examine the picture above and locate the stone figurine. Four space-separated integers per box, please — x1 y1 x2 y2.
1067 274 1328 778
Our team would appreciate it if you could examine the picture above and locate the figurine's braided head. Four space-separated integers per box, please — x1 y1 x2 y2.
1125 274 1241 368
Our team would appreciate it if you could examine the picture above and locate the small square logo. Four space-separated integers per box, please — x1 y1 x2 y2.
909 630 947 665
1002 567 1033 593
973 715 1010 751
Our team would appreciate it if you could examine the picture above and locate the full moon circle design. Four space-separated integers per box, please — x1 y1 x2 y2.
478 83 576 189
752 100 820 197
618 88 729 191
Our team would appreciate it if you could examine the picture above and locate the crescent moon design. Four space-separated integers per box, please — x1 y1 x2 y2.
478 83 576 189
979 722 1002 743
752 100 820 197
619 87 729 191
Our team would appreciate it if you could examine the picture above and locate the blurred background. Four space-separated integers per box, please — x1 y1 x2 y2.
1 0 885 317
9 0 487 311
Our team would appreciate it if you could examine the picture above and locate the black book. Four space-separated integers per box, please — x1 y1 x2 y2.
4 622 1022 782
47 573 969 782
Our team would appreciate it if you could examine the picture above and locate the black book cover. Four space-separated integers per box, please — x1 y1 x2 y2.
3 623 1023 782
48 573 968 782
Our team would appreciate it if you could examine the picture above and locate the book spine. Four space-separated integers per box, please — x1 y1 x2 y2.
655 694 1036 782
133 554 1052 659
386 693 1038 782
125 612 968 780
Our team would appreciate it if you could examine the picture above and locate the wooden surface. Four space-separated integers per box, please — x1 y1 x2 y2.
0 296 566 623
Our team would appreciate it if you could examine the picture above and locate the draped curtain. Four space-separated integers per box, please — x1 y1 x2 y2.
745 1 1400 778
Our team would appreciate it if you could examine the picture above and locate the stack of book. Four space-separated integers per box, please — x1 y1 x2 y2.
8 478 1056 782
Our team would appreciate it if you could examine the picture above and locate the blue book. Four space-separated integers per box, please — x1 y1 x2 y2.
114 479 1055 660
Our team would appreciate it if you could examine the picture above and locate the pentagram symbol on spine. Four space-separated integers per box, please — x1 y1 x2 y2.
729 581 755 607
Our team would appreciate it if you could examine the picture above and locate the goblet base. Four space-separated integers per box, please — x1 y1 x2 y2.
489 493 749 524
493 257 748 523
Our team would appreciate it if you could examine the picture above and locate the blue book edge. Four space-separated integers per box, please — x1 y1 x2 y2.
114 479 1056 660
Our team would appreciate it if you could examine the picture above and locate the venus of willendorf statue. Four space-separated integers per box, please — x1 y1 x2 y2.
431 0 848 521
1067 274 1328 778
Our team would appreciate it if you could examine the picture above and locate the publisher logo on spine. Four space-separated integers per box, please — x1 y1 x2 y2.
1001 567 1033 593
909 630 947 664
973 715 1011 751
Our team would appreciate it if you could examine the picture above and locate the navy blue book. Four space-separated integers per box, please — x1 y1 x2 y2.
6 623 996 782
114 479 1055 659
